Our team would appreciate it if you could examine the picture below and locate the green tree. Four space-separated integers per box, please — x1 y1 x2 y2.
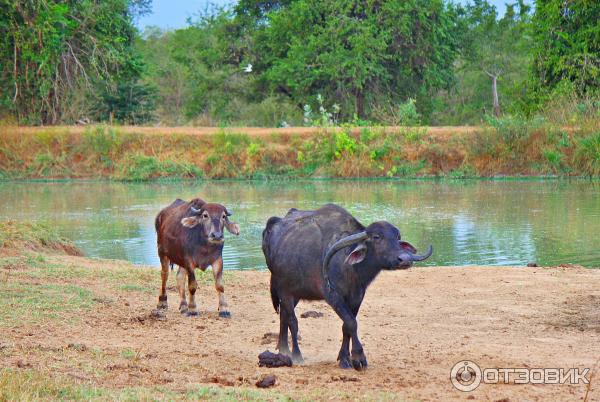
532 0 600 96
430 0 532 124
0 0 152 124
467 1 531 117
253 0 461 119
136 27 192 124
93 75 157 124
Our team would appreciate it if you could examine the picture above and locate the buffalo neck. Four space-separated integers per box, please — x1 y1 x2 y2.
351 257 383 289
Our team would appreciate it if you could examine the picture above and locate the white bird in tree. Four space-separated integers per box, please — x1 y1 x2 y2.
243 63 253 73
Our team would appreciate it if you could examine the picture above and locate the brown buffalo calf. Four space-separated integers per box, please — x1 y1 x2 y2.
155 198 240 317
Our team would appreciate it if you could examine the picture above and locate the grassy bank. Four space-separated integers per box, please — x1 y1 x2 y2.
1 121 600 181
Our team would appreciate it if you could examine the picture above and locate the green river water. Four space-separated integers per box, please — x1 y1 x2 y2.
1 180 598 268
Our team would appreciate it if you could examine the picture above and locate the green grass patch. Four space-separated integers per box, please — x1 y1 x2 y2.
0 221 80 255
115 154 204 181
185 386 292 401
574 131 600 176
0 282 96 326
212 131 251 156
118 283 152 293
0 369 294 401
120 348 138 360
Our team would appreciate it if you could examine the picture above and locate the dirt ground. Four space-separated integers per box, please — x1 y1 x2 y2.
1 257 599 401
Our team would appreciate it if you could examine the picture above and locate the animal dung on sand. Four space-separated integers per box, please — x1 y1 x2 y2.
300 310 324 318
258 350 293 367
256 374 277 388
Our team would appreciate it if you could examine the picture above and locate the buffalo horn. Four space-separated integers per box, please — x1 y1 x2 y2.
408 245 433 261
322 231 368 288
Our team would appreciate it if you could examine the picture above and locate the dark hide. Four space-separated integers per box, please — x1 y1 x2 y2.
262 203 432 370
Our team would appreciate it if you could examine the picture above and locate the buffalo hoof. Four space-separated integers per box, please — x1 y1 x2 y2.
291 353 304 365
339 357 352 369
157 301 168 310
218 311 231 318
186 310 200 317
179 303 188 314
351 353 368 371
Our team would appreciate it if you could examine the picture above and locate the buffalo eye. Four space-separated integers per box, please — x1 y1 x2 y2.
372 234 381 240
221 213 226 220
202 212 209 219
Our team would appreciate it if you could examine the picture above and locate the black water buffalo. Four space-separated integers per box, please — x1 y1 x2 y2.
155 198 240 317
262 204 432 369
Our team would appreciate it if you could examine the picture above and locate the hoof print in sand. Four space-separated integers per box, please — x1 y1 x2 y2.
150 309 167 321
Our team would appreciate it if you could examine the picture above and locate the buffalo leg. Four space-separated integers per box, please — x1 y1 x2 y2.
337 333 351 369
176 266 188 314
186 265 199 316
211 257 230 318
326 291 367 370
280 297 303 363
157 255 170 309
277 307 291 356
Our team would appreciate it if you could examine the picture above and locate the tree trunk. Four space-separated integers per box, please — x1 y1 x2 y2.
491 75 501 117
355 89 365 118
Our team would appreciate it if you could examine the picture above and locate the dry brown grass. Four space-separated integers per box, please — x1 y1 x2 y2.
0 124 598 179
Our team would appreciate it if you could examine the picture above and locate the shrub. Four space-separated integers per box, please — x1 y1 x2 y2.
116 154 203 181
246 142 261 158
486 115 532 146
372 98 421 126
542 148 565 173
30 152 69 177
396 98 421 126
448 165 477 179
82 126 122 157
402 127 426 143
387 160 427 177
332 130 357 158
231 95 302 127
212 132 250 156
574 132 600 176
467 129 500 157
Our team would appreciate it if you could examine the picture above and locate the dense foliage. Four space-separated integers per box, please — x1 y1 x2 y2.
532 0 600 96
0 0 154 124
0 0 598 126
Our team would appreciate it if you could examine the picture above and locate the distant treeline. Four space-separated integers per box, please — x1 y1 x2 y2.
0 0 598 126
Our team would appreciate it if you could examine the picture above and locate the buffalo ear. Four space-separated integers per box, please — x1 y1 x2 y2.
225 220 240 235
400 241 417 254
224 208 232 217
181 217 200 228
344 242 367 265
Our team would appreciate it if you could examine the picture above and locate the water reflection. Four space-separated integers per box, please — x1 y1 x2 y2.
0 180 599 268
